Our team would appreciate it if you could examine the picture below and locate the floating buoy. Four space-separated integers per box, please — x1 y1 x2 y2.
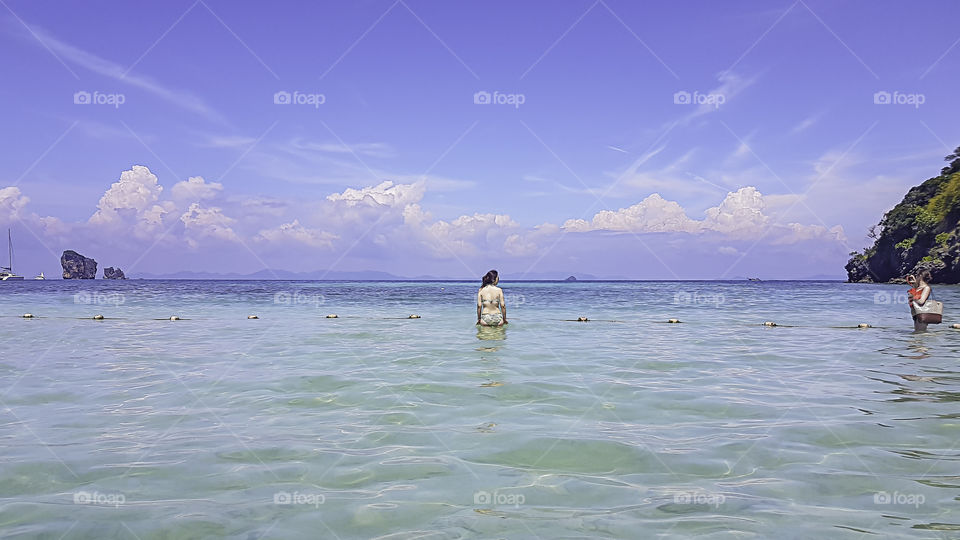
169 316 180 321
22 313 34 319
326 314 339 319
763 321 777 327
667 318 681 324
248 315 259 319
93 314 104 320
577 316 589 322
408 314 421 319
857 323 871 328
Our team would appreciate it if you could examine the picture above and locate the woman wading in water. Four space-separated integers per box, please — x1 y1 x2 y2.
907 270 940 332
477 270 507 327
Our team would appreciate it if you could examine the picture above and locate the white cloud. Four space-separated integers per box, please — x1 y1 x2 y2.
790 114 820 134
289 139 396 159
201 135 258 148
89 165 174 239
180 203 239 248
503 233 538 256
563 193 699 233
678 71 757 125
172 176 223 202
23 27 221 120
327 180 425 208
563 187 844 245
26 26 220 121
402 208 519 257
0 187 30 222
702 186 768 234
255 220 337 249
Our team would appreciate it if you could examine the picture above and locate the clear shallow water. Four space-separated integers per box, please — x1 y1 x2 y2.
0 280 959 539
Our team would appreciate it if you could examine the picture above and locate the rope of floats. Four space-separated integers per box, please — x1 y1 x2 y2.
8 312 960 330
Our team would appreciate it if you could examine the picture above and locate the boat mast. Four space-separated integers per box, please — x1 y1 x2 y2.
6 229 10 272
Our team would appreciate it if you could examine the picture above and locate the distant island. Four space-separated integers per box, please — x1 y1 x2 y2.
846 146 960 283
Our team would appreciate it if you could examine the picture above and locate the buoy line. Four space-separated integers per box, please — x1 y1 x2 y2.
4 312 957 330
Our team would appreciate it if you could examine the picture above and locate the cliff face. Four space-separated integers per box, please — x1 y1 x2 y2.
846 147 960 283
61 250 98 279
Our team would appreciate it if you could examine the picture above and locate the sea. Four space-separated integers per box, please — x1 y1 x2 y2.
0 280 958 539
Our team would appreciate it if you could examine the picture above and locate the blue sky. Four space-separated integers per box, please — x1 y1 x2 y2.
0 0 957 279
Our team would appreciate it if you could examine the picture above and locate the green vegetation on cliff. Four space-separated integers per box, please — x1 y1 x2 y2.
846 147 960 283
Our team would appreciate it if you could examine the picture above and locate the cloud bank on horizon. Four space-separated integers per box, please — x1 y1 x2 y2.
0 1 956 278
0 164 847 278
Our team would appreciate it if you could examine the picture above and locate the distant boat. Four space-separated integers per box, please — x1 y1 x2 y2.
33 272 45 280
748 277 762 282
0 229 24 281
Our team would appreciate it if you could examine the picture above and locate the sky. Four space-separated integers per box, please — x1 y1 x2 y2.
0 0 957 279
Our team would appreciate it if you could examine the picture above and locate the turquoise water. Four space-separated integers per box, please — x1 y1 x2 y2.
1 280 959 539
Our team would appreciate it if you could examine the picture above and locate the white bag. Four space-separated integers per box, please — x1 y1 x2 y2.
911 298 943 324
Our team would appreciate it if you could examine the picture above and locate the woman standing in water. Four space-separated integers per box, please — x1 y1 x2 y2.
477 270 507 326
909 270 936 332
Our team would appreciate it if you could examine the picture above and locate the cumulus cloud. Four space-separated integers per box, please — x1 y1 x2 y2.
171 176 223 202
563 187 844 244
400 206 520 257
503 233 538 256
255 220 338 249
180 203 240 249
89 165 174 239
0 187 30 222
327 180 424 208
563 193 699 233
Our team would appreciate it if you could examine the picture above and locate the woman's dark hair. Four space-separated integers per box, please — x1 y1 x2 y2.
481 269 498 288
919 269 933 283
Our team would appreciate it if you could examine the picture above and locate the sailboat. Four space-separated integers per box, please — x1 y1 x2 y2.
1 229 25 281
33 272 45 280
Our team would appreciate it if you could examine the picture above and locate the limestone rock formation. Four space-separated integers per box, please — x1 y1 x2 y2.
61 250 97 279
103 267 126 280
